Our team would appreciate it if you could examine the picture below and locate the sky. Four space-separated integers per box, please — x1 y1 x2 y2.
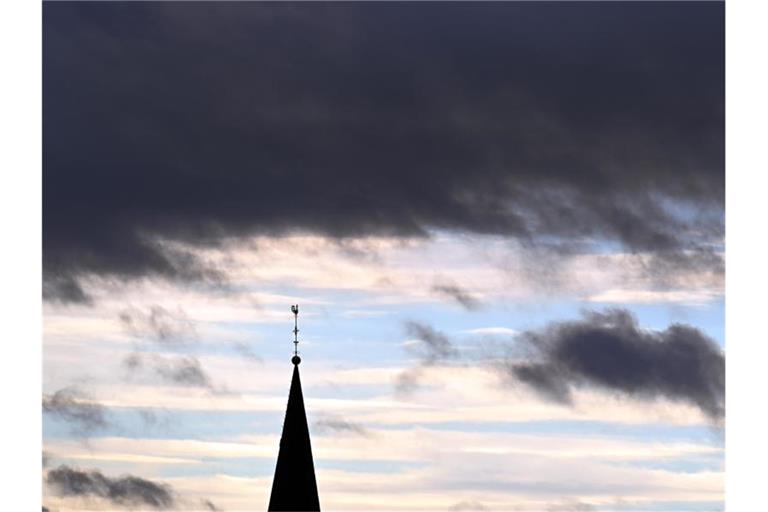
42 2 724 511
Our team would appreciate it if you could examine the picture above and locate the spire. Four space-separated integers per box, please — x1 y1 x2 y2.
268 305 320 512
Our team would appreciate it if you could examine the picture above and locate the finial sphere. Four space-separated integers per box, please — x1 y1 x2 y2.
292 355 301 365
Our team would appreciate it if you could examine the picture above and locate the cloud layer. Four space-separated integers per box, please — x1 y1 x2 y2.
43 2 724 301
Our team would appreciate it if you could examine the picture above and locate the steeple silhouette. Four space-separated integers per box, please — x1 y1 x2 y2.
268 305 321 512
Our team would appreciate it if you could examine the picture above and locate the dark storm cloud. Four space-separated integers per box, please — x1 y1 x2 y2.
43 2 724 301
504 309 725 420
118 305 197 344
42 387 110 437
46 465 174 509
431 280 482 311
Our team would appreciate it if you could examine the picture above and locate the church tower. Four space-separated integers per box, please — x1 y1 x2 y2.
268 305 321 511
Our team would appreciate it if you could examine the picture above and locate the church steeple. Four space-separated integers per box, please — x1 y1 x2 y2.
268 305 321 512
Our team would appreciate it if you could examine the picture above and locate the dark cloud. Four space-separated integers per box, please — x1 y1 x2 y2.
46 465 174 509
43 2 723 301
118 305 197 344
432 281 482 311
313 417 372 437
43 275 91 305
504 309 724 420
42 387 109 437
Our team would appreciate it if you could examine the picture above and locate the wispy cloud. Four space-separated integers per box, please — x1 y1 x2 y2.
314 416 372 437
397 321 461 395
42 387 109 437
118 304 197 344
46 465 175 509
431 280 482 311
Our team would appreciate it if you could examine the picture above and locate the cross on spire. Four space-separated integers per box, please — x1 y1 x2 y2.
268 304 320 511
291 304 301 365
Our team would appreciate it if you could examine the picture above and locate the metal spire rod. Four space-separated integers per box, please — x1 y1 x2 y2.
291 304 299 357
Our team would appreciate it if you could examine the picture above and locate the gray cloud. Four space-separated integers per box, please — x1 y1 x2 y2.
404 321 459 365
123 353 218 392
46 465 174 509
432 280 482 311
154 356 214 389
201 499 222 511
43 3 723 302
137 408 173 432
232 341 263 364
42 387 109 437
313 417 372 437
394 367 424 397
504 309 724 420
118 305 197 344
396 321 460 395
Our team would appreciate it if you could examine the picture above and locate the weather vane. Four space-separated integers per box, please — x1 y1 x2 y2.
291 304 301 365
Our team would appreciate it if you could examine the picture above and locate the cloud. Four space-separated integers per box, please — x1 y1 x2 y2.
201 498 222 511
503 309 724 420
232 341 263 364
432 280 482 311
397 321 460 395
314 417 372 437
46 465 174 509
43 2 723 301
118 305 197 344
462 327 518 337
42 387 109 437
404 321 459 365
124 354 218 391
154 356 215 389
43 275 91 305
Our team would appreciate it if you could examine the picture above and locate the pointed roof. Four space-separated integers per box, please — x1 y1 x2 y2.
268 358 321 512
